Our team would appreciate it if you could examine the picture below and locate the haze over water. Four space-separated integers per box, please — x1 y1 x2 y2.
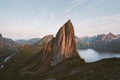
78 48 120 62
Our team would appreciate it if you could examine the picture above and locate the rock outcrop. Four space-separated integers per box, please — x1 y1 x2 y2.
19 20 81 73
51 20 80 65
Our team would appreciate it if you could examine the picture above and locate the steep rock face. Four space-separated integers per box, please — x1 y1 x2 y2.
52 20 80 65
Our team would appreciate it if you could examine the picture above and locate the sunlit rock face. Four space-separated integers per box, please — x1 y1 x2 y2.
51 20 80 65
0 20 81 74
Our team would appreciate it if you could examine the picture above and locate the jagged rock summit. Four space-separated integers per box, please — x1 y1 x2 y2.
52 20 80 65
1 20 81 75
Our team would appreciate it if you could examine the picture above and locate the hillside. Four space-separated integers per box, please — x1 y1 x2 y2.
0 34 20 64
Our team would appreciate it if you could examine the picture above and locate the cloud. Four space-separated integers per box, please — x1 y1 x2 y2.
95 0 105 5
31 0 37 2
50 12 55 18
76 14 120 36
72 0 85 4
90 0 105 8
65 0 88 14
45 12 56 25
79 14 120 28
64 0 106 14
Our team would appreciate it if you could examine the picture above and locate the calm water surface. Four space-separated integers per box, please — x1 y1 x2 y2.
78 48 120 62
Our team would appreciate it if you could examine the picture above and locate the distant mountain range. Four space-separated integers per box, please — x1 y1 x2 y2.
16 38 40 45
81 32 119 42
15 32 120 53
76 33 120 53
1 29 119 66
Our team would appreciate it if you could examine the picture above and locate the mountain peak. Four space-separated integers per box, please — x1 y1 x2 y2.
65 19 73 28
66 19 71 23
108 32 115 36
105 32 117 40
51 20 80 65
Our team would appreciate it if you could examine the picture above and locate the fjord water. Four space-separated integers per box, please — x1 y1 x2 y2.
78 48 120 62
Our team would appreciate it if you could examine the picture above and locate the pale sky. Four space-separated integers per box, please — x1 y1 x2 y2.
0 0 120 39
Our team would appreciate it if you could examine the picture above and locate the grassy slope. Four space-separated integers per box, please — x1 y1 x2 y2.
1 57 120 80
